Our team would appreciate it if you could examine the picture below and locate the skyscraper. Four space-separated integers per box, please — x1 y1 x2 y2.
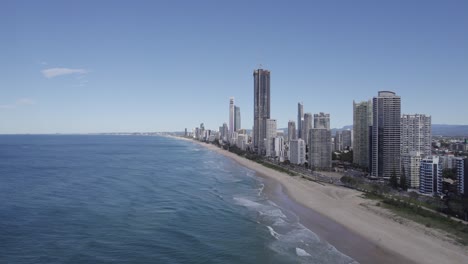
297 102 304 139
401 114 432 188
401 114 432 157
309 128 332 170
234 106 241 131
229 97 235 137
253 69 271 153
313 112 330 129
302 113 313 146
353 100 373 168
371 91 401 179
265 119 277 157
287 120 296 142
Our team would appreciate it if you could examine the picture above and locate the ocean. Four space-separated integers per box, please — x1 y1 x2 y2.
0 135 356 263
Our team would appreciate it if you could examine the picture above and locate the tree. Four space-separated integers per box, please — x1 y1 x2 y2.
400 167 408 191
389 168 398 189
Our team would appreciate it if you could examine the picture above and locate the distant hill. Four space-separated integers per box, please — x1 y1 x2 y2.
431 124 468 137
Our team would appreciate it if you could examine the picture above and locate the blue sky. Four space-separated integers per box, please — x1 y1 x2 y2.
1 0 467 133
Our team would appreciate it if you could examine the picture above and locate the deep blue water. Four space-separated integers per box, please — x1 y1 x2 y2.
0 135 355 263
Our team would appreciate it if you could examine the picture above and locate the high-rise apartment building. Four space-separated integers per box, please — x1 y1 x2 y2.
401 114 431 157
353 100 373 168
288 120 296 142
419 156 441 195
265 119 277 157
297 102 304 139
313 112 330 129
290 139 306 165
229 97 235 136
401 151 422 188
342 130 352 150
401 114 431 188
302 113 313 146
253 69 271 153
309 128 332 170
234 106 241 131
371 91 401 179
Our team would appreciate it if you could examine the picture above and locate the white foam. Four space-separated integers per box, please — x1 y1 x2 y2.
233 197 263 208
259 208 287 218
267 226 280 239
257 183 265 196
295 247 311 257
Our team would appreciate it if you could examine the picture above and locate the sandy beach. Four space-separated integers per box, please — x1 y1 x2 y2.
178 137 468 264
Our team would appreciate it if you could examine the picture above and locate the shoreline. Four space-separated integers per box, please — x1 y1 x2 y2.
174 137 468 264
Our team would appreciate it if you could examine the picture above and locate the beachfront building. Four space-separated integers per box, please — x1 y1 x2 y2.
253 69 271 153
297 102 303 139
309 128 332 170
290 139 306 165
273 136 285 161
353 100 373 169
454 157 466 196
237 134 248 151
265 119 277 157
401 114 431 188
314 112 330 129
234 106 241 132
302 113 313 146
401 114 432 157
401 151 422 188
419 156 442 195
288 120 296 142
229 97 235 137
371 91 401 179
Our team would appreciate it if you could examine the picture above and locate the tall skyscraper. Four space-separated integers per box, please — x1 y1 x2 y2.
287 120 296 142
253 69 271 153
265 119 277 157
229 97 235 136
309 128 332 170
371 91 401 179
401 114 432 157
313 112 330 129
234 106 241 131
297 102 304 139
353 100 373 168
302 113 313 146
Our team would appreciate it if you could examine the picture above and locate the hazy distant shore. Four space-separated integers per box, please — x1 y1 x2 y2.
173 136 468 264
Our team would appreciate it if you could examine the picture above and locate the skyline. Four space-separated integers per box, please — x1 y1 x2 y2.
2 0 468 134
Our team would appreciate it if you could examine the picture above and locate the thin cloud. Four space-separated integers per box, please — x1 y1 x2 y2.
0 98 36 110
17 98 35 105
42 68 88 78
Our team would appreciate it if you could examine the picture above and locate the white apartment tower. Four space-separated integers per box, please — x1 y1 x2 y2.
401 114 432 157
290 139 306 165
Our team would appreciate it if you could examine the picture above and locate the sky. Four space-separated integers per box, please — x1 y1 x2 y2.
1 0 467 134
